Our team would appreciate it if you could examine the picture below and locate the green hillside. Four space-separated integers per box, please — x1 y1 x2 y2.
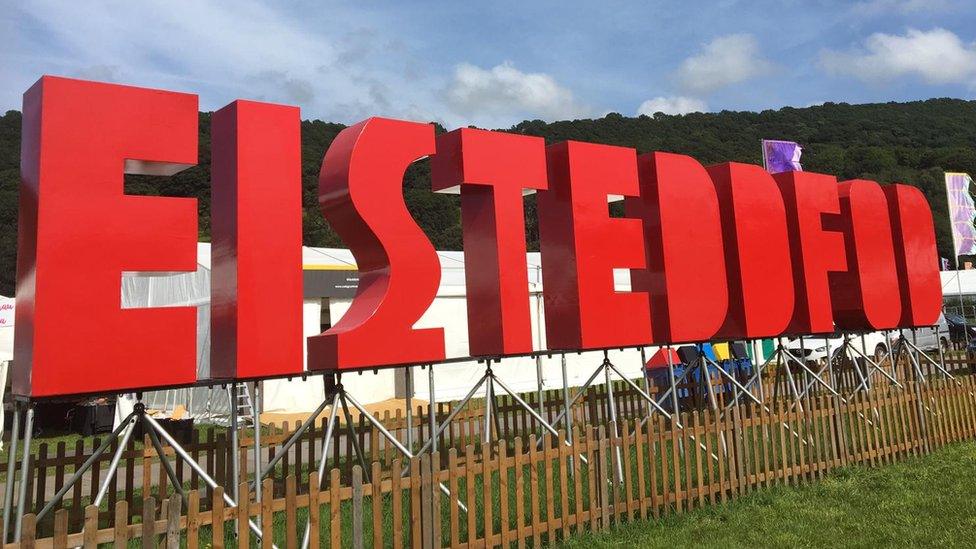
2 98 975 296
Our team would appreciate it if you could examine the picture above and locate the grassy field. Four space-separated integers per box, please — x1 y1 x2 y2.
560 441 976 548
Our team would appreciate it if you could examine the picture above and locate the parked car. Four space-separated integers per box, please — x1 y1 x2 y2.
943 312 976 345
785 330 889 364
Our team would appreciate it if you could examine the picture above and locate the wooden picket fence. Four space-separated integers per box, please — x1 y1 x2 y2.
7 370 976 548
5 349 975 536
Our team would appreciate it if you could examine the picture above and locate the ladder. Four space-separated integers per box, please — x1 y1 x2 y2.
226 383 255 427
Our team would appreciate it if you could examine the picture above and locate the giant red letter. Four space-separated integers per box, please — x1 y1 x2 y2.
829 180 902 330
885 184 942 327
708 162 794 339
430 128 547 356
13 76 198 397
307 118 445 369
211 100 304 379
775 171 847 334
538 141 651 349
625 152 728 343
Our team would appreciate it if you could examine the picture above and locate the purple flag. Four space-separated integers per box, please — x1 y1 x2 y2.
762 139 802 174
945 172 976 256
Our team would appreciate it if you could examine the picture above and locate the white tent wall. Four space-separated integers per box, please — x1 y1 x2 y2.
407 290 648 404
116 245 653 422
1 295 13 449
125 244 230 421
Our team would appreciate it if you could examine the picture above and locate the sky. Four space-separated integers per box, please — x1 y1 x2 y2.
3 0 976 129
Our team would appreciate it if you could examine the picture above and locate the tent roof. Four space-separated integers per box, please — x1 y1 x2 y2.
941 269 976 296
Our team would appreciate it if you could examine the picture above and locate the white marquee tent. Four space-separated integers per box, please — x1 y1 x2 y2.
5 255 973 430
126 243 649 422
1 295 14 449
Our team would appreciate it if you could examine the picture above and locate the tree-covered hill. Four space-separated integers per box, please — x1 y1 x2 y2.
2 98 975 296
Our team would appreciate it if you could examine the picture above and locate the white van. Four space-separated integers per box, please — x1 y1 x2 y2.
889 313 950 355
785 329 890 364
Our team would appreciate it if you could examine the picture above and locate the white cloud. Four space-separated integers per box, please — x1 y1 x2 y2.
446 62 589 125
2 0 442 125
851 0 952 17
637 96 707 116
674 34 773 95
819 28 976 85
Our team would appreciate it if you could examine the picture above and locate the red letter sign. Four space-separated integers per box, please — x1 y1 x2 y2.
775 171 847 334
211 100 304 379
14 76 198 396
625 152 728 343
885 184 942 327
307 118 445 369
708 162 794 339
538 141 651 349
829 180 901 330
431 128 547 356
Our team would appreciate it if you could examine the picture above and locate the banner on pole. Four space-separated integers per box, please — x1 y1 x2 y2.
761 139 802 174
945 172 976 256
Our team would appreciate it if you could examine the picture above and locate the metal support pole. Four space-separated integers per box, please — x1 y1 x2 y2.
665 346 680 416
253 393 332 486
561 353 575 471
146 420 186 499
755 340 767 402
535 354 546 421
483 367 494 446
410 374 489 461
2 403 21 544
230 384 239 504
603 354 625 484
860 335 874 388
428 365 438 452
936 326 949 377
404 366 414 451
301 396 341 549
338 393 370 481
253 381 262 504
798 336 809 401
143 414 270 543
36 411 136 522
699 352 720 411
14 405 34 542
847 338 903 389
92 417 138 507
639 347 651 418
702 357 766 406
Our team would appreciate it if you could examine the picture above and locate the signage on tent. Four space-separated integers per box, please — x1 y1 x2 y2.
11 76 942 398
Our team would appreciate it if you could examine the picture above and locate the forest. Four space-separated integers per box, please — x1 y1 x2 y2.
3 97 976 296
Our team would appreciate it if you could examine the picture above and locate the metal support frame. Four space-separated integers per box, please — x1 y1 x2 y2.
714 342 812 446
896 328 956 382
230 383 240 505
28 396 270 546
2 403 22 544
3 402 35 545
253 381 262 505
404 366 414 451
252 372 466 549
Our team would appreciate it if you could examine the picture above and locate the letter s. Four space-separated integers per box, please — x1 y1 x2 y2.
307 118 445 370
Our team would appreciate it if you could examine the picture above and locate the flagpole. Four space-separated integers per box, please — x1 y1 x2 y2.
945 173 970 344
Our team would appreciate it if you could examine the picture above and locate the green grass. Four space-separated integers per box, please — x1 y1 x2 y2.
560 441 976 548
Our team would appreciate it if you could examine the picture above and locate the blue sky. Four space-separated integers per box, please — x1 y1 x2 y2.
4 0 976 129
